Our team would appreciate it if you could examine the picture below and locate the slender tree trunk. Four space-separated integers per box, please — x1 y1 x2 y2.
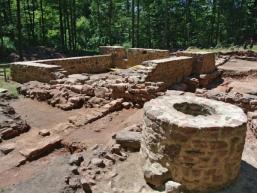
216 0 221 45
185 0 192 46
66 0 72 51
16 0 23 60
126 0 130 42
96 0 101 40
72 0 77 52
136 0 140 47
147 5 151 48
40 0 46 44
108 0 113 45
164 0 169 49
210 0 216 46
59 0 65 51
131 0 135 47
7 0 13 23
24 0 32 41
31 0 36 42
0 12 3 51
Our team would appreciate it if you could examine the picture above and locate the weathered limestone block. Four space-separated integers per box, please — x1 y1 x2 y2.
127 48 170 67
115 125 142 151
141 94 247 192
11 62 61 83
143 56 193 87
198 71 221 87
19 135 62 160
177 51 216 74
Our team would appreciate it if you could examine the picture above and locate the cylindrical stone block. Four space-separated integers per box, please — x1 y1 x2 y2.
141 95 247 192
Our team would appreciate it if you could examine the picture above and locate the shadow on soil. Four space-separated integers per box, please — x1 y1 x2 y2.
217 161 257 193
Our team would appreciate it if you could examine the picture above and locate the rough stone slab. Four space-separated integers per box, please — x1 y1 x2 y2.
115 129 141 150
19 136 62 160
0 88 8 93
0 142 15 154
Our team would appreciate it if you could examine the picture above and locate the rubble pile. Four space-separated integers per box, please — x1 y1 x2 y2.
18 72 166 110
0 94 30 141
64 144 129 193
196 89 257 112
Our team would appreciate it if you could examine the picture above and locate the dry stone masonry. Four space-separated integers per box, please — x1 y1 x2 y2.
142 56 193 87
141 94 247 192
127 48 170 67
11 62 63 83
177 51 216 74
12 46 221 113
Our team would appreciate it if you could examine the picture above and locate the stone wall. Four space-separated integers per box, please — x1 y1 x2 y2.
11 62 62 83
11 54 113 83
39 54 112 74
141 94 247 192
177 51 216 74
99 46 171 68
142 56 193 87
99 46 128 68
127 48 170 67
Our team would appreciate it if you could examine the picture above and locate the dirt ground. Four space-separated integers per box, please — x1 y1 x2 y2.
0 97 143 192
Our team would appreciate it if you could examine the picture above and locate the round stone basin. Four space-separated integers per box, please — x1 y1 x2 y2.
173 102 215 117
141 94 247 192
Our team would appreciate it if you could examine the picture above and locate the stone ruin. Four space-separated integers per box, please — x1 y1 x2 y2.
7 46 251 193
11 46 221 111
142 94 247 192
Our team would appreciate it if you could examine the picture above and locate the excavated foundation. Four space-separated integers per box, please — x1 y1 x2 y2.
141 95 247 192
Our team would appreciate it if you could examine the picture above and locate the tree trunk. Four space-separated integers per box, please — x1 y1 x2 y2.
131 0 135 47
59 0 65 51
40 0 46 44
16 0 23 60
108 0 113 45
136 0 140 47
164 0 169 49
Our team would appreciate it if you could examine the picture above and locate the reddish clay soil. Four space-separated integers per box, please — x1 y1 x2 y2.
0 97 143 190
11 98 85 130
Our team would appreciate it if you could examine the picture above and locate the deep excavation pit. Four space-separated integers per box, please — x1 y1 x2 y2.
141 95 248 192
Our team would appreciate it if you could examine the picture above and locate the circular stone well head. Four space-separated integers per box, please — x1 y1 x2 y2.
141 94 247 192
173 102 215 117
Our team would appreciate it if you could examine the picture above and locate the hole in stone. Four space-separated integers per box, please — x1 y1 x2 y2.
173 102 215 116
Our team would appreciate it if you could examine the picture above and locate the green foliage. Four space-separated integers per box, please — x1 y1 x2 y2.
0 0 256 56
0 68 19 97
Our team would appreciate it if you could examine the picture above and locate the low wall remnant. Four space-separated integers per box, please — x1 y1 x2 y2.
142 56 193 87
177 51 216 74
127 48 170 67
11 62 63 83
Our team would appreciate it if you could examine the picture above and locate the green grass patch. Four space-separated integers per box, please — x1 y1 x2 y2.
0 68 20 97
252 45 257 52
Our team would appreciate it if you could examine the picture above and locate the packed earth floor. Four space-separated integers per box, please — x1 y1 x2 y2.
1 48 257 193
